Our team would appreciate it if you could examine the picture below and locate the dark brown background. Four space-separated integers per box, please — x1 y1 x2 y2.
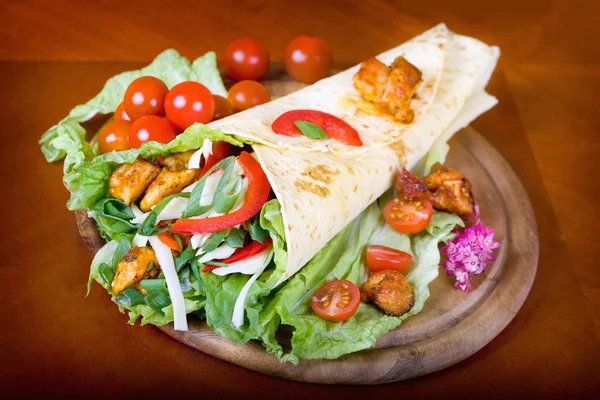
1 0 599 398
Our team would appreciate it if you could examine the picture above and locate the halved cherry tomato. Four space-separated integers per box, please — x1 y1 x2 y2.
383 197 433 234
114 102 131 121
228 80 270 113
97 120 131 153
222 38 270 81
271 109 363 146
366 245 412 273
164 81 215 131
199 141 233 178
128 115 177 148
158 232 181 252
212 95 234 121
170 151 271 234
123 76 168 120
284 36 332 84
310 280 360 322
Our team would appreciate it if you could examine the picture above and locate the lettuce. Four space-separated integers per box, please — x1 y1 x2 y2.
255 194 463 363
39 49 226 163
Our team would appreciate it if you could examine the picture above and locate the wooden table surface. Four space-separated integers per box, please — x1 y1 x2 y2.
1 0 599 397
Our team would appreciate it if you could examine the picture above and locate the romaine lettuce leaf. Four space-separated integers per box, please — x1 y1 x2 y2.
40 50 226 163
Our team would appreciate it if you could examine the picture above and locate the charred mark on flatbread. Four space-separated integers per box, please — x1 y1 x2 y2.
294 180 331 197
303 164 338 184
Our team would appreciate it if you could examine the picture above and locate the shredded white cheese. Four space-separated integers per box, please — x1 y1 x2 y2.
148 236 188 331
212 248 273 276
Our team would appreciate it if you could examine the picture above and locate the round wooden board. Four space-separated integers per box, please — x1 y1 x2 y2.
76 77 538 385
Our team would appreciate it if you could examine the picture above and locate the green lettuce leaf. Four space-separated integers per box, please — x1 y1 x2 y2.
40 49 226 163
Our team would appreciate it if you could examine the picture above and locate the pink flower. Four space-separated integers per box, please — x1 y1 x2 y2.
440 221 500 293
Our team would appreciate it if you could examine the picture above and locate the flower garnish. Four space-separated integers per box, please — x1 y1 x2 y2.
440 221 500 292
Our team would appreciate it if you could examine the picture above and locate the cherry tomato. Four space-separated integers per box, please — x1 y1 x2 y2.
97 120 131 153
164 81 215 131
383 197 433 234
366 245 413 273
310 280 360 322
212 95 234 121
228 80 270 112
271 109 363 146
123 76 168 120
114 102 131 121
128 115 176 148
222 38 270 81
284 36 332 84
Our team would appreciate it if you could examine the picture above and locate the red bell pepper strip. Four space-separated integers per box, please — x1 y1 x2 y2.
170 151 271 234
199 141 233 178
202 238 272 273
271 109 363 146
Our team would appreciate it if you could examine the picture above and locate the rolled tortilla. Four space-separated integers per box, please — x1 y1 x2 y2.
209 24 499 156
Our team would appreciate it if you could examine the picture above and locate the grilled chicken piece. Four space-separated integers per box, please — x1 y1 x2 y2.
396 168 428 200
353 57 389 103
157 151 197 172
424 163 475 219
109 159 161 206
140 168 199 212
111 246 160 294
353 56 422 123
360 270 414 316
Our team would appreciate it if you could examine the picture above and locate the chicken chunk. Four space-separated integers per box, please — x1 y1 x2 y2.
111 246 160 294
396 168 428 200
353 56 422 123
140 168 199 212
109 159 161 206
157 151 197 172
424 163 475 218
360 270 414 316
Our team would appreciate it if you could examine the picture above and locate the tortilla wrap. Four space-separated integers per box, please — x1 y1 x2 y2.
209 24 499 157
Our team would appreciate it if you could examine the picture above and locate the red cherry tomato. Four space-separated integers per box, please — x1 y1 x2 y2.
310 280 360 322
383 197 433 234
271 109 363 146
164 81 215 131
128 115 176 148
222 38 270 81
228 80 270 112
366 245 413 273
114 102 131 121
212 95 234 121
123 76 168 121
284 36 332 84
97 120 131 153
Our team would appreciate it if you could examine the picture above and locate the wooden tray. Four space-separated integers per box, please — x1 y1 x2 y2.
76 77 538 385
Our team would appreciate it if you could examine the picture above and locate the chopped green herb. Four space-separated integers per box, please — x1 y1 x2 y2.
144 291 171 316
213 175 243 214
183 156 236 218
294 120 329 139
175 244 196 272
139 279 167 293
98 262 116 286
200 230 227 253
138 192 190 236
114 287 145 307
112 236 131 268
225 227 246 248
249 218 269 244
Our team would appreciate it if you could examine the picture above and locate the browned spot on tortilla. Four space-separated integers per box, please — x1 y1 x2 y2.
389 140 407 164
388 165 393 172
347 166 355 175
353 184 358 193
294 180 330 197
303 164 337 184
293 203 300 211
437 43 443 49
368 193 374 202
287 224 292 231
